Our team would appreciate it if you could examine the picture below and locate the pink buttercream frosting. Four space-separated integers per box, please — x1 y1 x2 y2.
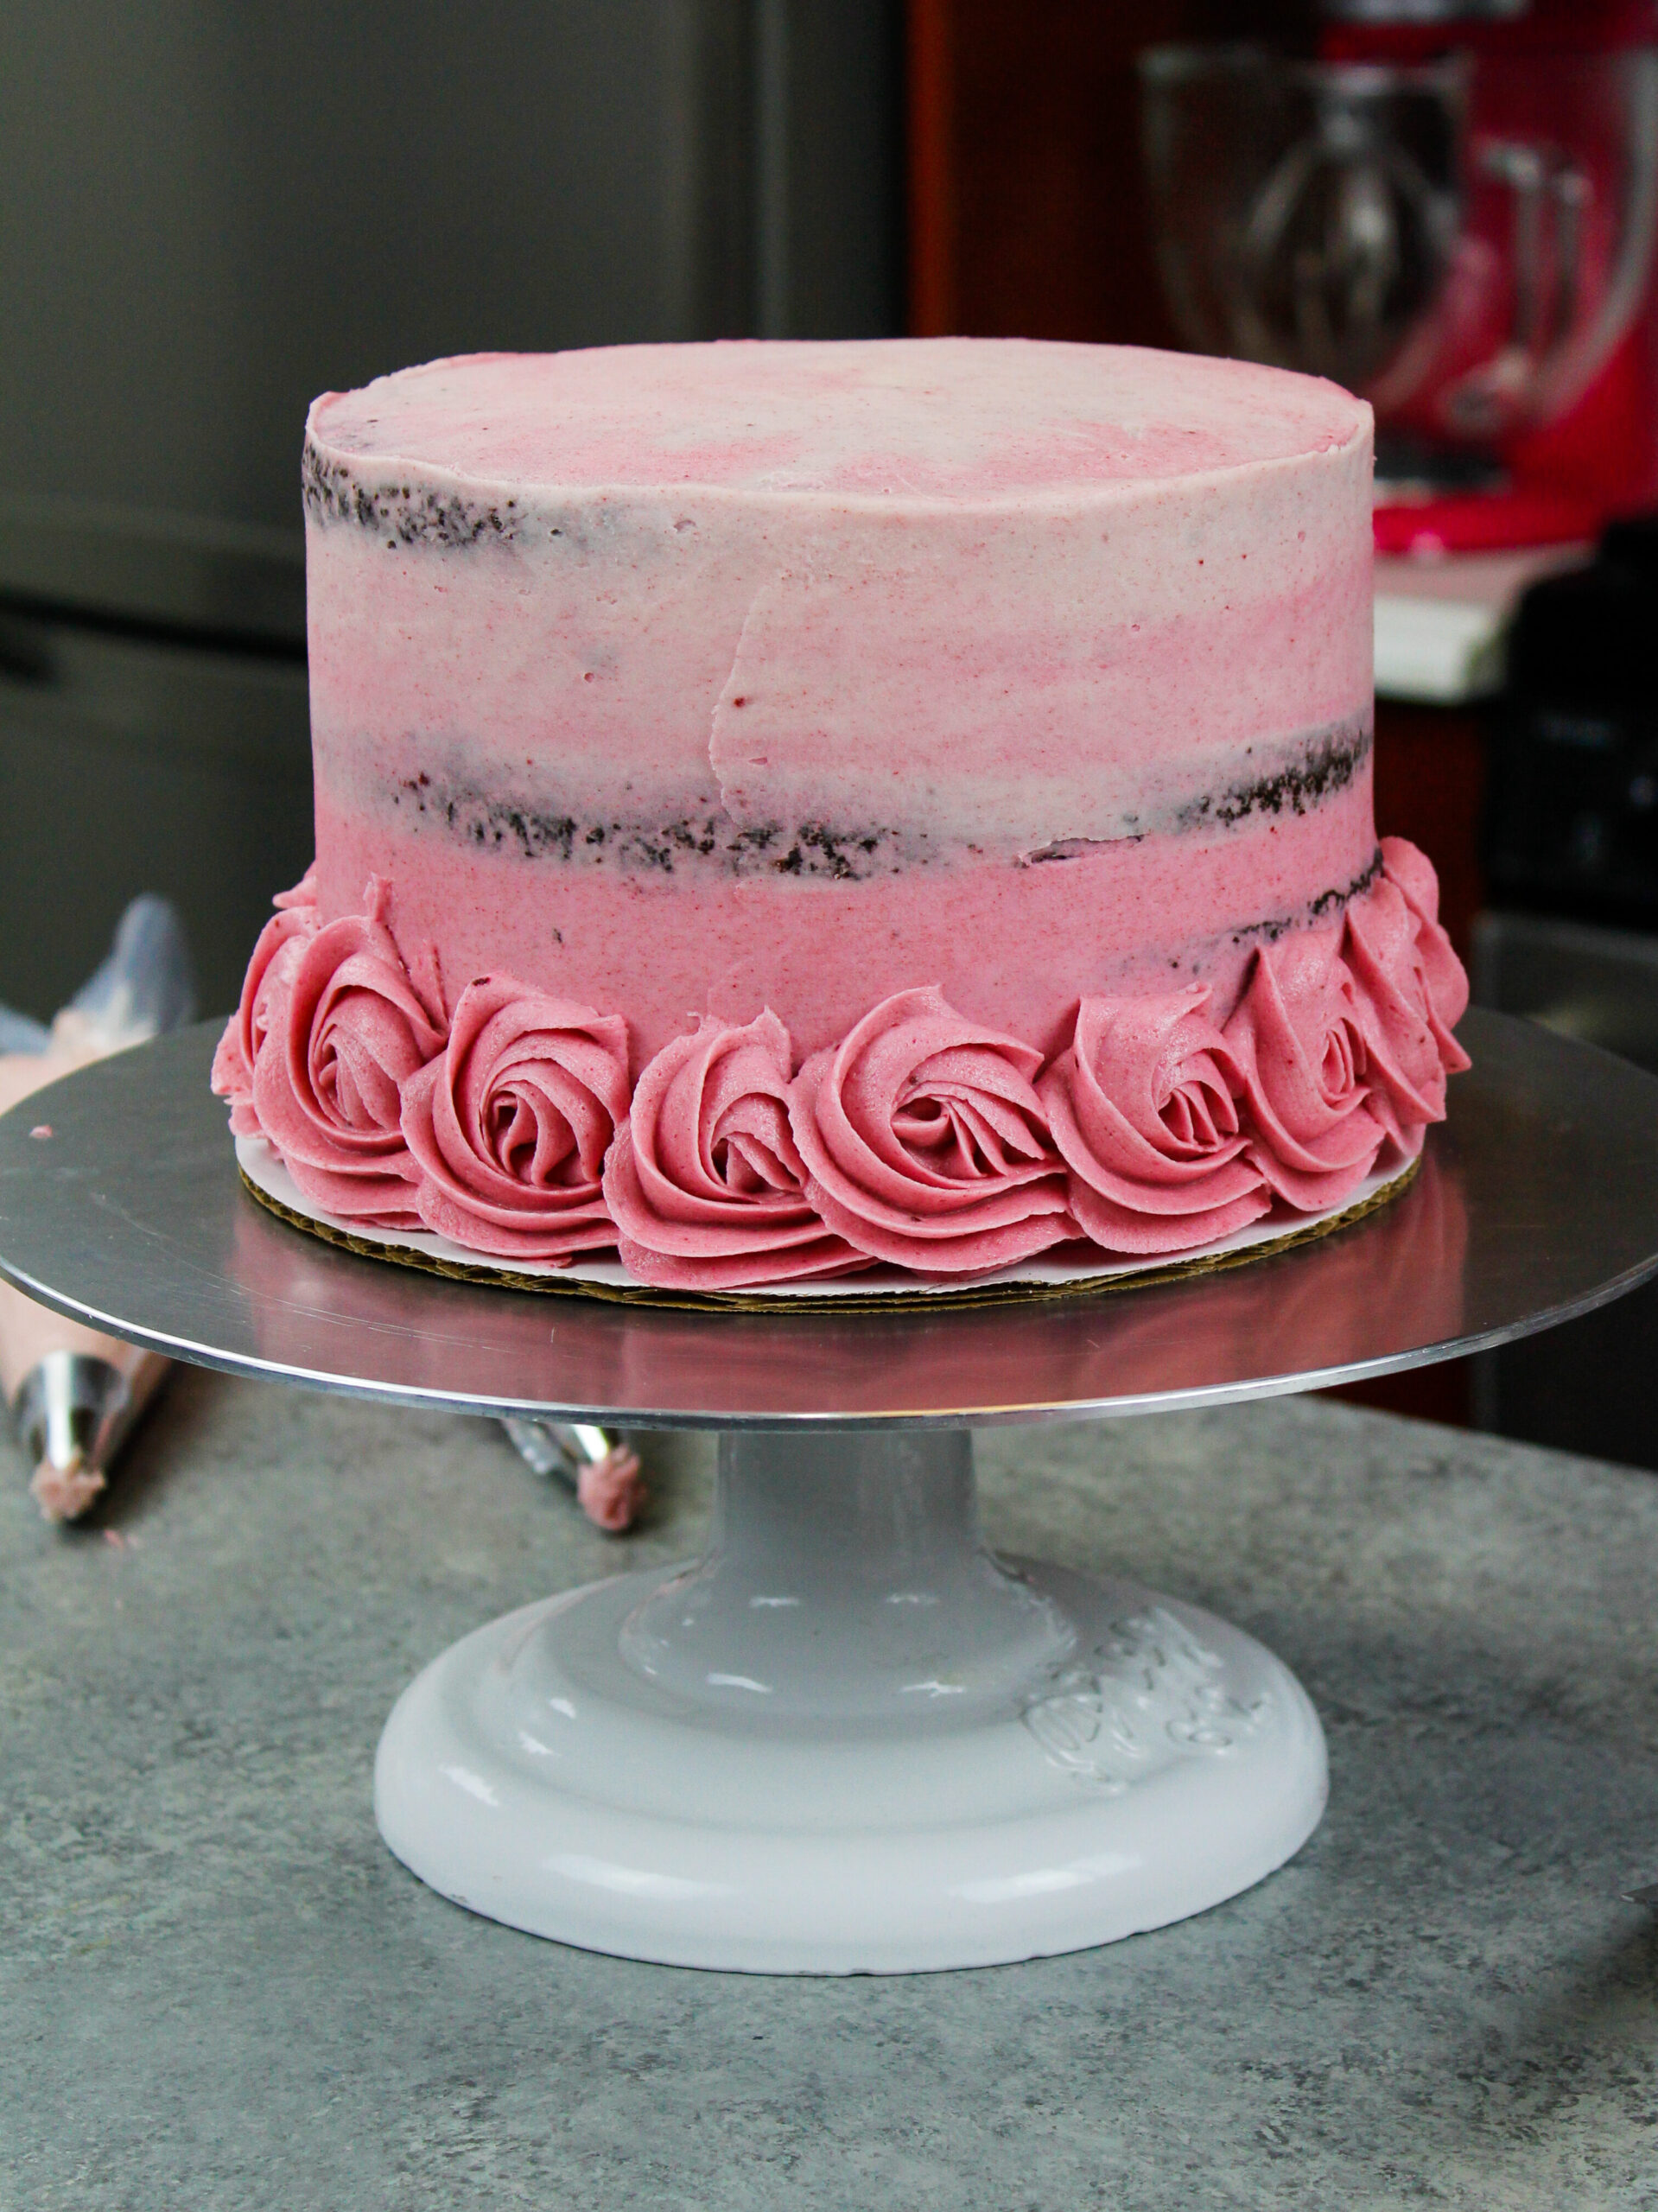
245 875 447 1227
604 1012 867 1288
276 868 321 909
1034 844 1470 1251
1343 875 1470 1149
1372 834 1472 1051
1214 843 1470 1217
1222 925 1391 1214
787 988 1077 1274
305 344 1376 1073
209 864 320 1137
1039 988 1272 1255
400 976 630 1260
219 842 1471 1286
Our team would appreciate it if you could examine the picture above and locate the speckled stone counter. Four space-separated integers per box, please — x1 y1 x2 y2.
3 1374 1656 2211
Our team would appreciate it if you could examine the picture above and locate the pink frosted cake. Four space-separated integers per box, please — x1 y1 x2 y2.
213 339 1470 1291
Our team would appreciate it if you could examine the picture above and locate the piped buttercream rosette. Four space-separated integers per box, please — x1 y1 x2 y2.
218 842 1473 1293
399 977 630 1261
1342 838 1472 1152
209 862 319 1138
242 874 446 1228
1215 837 1472 1216
786 988 1078 1274
603 1011 869 1288
1039 989 1271 1254
1222 926 1392 1214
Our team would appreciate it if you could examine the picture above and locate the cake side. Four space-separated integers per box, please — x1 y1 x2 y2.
303 340 1375 1062
213 340 1471 1290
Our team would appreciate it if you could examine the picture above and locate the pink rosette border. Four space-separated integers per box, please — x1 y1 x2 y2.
1039 987 1273 1256
221 840 1472 1287
210 864 320 1137
604 1011 870 1289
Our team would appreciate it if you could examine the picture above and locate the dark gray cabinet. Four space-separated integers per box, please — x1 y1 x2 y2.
0 2 899 1017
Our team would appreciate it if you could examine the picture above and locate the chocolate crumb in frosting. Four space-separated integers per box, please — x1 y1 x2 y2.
390 776 919 880
303 440 523 550
1178 721 1372 834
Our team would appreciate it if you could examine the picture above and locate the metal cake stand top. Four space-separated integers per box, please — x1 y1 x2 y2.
0 1013 1655 1430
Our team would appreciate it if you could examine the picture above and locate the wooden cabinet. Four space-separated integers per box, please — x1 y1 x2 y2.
907 2 1314 345
1373 701 1487 969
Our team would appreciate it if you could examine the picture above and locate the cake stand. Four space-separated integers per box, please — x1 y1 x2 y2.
3 1011 1656 1974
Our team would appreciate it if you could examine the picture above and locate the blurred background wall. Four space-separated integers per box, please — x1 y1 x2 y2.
0 0 901 1019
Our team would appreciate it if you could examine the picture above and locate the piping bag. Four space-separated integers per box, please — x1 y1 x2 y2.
2 899 194 1521
502 1418 647 1534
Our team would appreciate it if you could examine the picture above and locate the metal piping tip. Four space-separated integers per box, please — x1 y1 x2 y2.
500 1418 646 1534
11 1350 161 1523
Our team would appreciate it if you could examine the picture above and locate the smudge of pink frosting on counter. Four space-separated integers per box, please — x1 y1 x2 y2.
400 976 630 1260
216 842 1472 1285
604 1011 869 1287
246 876 446 1227
787 987 1078 1274
1039 988 1272 1254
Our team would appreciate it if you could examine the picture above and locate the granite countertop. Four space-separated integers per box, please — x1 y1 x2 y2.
3 1372 1656 2211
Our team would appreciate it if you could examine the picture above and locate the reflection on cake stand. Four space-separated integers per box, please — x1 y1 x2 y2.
2 1013 1655 1972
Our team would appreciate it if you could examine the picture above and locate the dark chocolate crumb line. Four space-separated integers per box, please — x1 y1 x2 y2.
1229 848 1383 950
383 718 1374 884
1176 721 1372 834
390 777 916 880
386 769 1381 941
303 440 524 550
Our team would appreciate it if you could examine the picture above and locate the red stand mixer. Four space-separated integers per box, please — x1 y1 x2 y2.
1141 1 1658 552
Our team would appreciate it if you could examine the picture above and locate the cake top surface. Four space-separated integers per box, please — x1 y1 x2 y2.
307 340 1369 505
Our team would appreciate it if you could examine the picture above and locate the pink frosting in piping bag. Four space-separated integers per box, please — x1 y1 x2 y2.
604 1011 868 1287
576 1444 649 1532
400 976 629 1259
787 988 1077 1274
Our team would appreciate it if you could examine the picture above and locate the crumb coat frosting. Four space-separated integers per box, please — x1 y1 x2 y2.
302 339 1375 1065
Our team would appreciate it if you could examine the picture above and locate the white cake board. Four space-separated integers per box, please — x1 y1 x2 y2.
234 1128 1417 1308
7 1018 1658 1973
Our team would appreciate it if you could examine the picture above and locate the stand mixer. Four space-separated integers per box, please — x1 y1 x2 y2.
1140 1 1658 552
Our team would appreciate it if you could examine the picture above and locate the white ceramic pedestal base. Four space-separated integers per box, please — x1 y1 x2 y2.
375 1431 1327 1974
